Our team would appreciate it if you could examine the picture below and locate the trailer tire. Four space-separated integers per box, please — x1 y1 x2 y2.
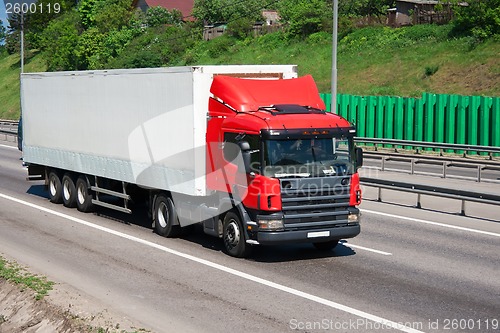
62 174 77 208
313 240 339 251
153 194 180 237
76 176 94 212
48 171 63 204
223 211 252 258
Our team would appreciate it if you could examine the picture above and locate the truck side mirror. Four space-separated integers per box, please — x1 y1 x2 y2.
17 117 23 152
238 141 251 173
355 147 363 169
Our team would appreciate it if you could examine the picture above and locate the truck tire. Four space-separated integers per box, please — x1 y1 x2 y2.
75 176 94 212
62 174 77 208
153 194 180 237
223 211 252 258
313 240 339 251
48 171 62 204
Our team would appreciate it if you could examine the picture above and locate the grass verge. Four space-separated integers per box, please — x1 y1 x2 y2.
0 255 54 300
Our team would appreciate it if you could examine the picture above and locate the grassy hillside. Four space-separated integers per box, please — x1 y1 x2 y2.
0 51 46 120
193 25 499 97
0 24 498 120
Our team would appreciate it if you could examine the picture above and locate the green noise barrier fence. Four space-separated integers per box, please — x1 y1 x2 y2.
320 93 500 155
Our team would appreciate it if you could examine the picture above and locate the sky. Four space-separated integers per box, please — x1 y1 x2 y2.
1 1 7 28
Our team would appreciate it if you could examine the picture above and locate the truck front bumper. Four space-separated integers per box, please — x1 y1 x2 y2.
255 223 360 245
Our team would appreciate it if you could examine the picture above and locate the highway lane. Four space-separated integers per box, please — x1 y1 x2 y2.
1 142 499 332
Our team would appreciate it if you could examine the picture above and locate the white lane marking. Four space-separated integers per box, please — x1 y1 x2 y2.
362 209 500 238
340 241 392 256
0 144 18 150
0 192 422 333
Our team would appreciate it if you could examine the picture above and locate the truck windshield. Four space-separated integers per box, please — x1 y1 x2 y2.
263 137 355 178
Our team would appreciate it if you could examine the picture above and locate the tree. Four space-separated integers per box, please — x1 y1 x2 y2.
452 0 500 39
40 12 80 71
2 0 74 50
106 25 194 69
93 0 134 33
5 14 23 54
227 17 254 39
193 0 271 24
75 27 105 69
78 0 134 33
78 0 98 29
277 0 332 38
0 19 6 44
146 6 183 27
338 0 394 18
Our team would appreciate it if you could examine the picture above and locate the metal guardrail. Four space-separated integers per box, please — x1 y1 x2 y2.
355 137 500 156
363 154 500 183
0 121 18 133
1 121 499 213
360 177 500 216
0 121 19 142
2 123 499 154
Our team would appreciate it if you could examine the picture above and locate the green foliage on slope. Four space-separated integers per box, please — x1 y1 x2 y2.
1 0 499 119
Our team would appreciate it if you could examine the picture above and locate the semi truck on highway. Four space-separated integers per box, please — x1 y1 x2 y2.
21 65 363 257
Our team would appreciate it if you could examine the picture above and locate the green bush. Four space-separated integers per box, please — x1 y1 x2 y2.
206 35 235 58
277 0 332 39
40 12 81 71
306 31 331 45
227 17 254 40
424 65 439 77
256 31 288 48
105 25 194 68
452 0 500 39
339 24 454 52
146 6 183 27
401 24 451 42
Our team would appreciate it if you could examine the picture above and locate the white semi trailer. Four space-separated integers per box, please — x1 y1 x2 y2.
21 65 362 257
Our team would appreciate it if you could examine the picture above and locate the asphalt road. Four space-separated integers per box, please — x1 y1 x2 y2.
0 141 499 333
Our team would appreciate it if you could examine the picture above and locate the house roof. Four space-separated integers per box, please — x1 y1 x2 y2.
136 0 195 20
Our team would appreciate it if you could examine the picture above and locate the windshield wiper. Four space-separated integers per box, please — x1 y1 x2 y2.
311 147 324 165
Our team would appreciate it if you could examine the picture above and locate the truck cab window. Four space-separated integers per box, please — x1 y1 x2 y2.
263 137 355 178
223 133 261 173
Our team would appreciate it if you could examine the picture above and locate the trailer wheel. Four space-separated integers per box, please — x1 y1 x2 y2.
76 176 94 212
62 174 77 208
313 240 339 251
48 171 62 204
153 194 180 237
223 211 252 258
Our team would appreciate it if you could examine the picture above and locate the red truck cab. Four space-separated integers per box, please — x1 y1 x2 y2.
206 75 363 257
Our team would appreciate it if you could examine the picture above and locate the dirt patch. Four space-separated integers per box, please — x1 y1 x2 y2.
0 279 148 333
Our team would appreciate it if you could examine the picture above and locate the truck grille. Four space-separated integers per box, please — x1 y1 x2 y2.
280 177 351 230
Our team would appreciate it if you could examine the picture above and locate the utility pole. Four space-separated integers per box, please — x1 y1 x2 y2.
331 0 338 113
20 11 25 153
20 11 24 73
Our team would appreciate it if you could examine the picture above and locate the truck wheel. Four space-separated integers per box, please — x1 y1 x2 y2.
62 174 77 208
223 211 252 258
153 194 180 237
75 176 94 212
313 240 339 251
48 171 62 204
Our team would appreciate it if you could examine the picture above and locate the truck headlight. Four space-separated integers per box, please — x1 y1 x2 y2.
258 219 284 231
348 213 360 224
